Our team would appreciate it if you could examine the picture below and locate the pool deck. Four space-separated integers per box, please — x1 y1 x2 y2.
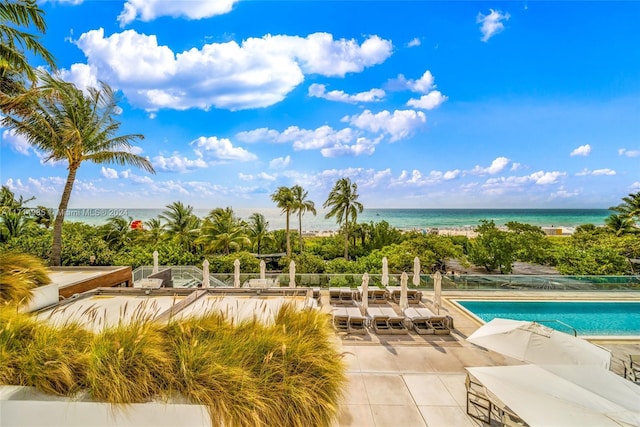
328 290 640 427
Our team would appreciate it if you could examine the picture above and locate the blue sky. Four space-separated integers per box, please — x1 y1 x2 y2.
1 0 639 210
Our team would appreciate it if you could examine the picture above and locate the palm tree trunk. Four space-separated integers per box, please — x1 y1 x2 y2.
343 226 349 260
51 166 77 266
285 210 291 257
298 211 303 253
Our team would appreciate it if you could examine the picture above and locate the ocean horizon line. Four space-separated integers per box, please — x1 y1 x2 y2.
54 207 612 231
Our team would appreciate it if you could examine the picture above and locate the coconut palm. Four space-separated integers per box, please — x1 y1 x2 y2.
0 0 56 117
323 177 363 260
271 186 295 257
605 213 638 237
197 207 250 255
0 0 55 81
100 216 133 251
3 74 155 266
143 217 164 245
610 192 640 223
291 185 316 253
247 212 272 255
0 251 50 306
159 201 200 251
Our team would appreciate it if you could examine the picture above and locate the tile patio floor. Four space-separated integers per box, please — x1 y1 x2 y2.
327 291 640 427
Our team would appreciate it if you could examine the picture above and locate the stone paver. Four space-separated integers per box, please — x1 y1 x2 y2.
333 290 640 427
419 405 479 427
403 374 458 406
370 404 427 427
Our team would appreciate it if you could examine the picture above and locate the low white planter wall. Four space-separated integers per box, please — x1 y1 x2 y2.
0 386 211 427
21 283 59 313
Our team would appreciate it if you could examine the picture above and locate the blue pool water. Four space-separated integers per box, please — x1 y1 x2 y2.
456 300 640 336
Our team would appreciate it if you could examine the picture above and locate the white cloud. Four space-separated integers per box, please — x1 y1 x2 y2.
577 168 616 176
236 128 282 144
2 129 31 155
618 148 640 157
631 182 640 189
58 63 99 92
191 136 257 162
592 168 616 176
410 71 435 93
387 70 436 94
118 0 240 26
406 91 448 110
407 38 421 47
120 169 154 184
477 9 510 42
308 83 385 103
471 157 510 175
344 109 426 142
101 167 119 179
531 171 565 184
269 156 291 169
510 162 522 171
238 172 276 182
443 169 460 180
570 144 591 156
320 136 381 158
73 29 392 111
152 153 208 173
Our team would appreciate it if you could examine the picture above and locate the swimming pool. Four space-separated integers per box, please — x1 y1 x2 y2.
455 300 640 336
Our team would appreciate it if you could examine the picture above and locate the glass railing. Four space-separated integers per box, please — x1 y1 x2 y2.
132 267 640 291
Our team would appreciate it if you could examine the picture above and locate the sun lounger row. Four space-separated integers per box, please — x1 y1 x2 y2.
331 306 368 334
331 304 452 335
403 307 451 335
330 286 423 305
384 286 423 304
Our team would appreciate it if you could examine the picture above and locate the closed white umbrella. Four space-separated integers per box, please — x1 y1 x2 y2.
259 260 266 280
381 257 389 286
361 272 369 310
412 257 421 286
152 250 159 274
433 271 442 314
289 260 296 288
467 318 611 368
202 259 210 288
399 272 409 310
233 259 240 288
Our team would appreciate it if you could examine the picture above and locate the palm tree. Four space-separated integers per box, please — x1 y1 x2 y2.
323 177 363 260
247 212 272 255
291 185 316 253
197 207 249 255
3 74 155 265
159 201 200 251
143 217 164 245
605 213 638 237
271 186 295 257
610 192 640 223
100 215 132 251
0 0 55 81
1 0 56 116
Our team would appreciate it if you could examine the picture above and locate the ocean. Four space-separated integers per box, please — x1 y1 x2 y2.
60 208 611 232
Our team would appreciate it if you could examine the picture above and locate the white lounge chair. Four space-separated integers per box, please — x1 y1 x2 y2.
366 306 408 334
385 286 423 304
358 286 389 305
403 306 451 335
329 287 355 305
332 306 367 334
